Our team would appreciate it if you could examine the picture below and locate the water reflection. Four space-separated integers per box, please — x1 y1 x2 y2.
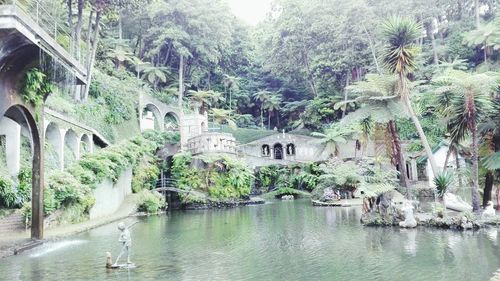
0 200 498 281
401 229 417 256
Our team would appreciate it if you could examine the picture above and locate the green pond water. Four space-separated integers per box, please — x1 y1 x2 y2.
1 199 499 281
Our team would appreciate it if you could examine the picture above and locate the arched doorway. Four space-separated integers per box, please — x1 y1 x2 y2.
141 103 162 131
1 105 43 239
164 112 179 131
274 143 283 160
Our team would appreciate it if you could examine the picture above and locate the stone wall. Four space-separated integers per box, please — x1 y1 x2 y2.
240 133 376 167
187 132 237 155
89 168 132 219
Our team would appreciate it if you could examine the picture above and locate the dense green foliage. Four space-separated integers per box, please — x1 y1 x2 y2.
312 160 400 200
255 163 321 193
21 68 53 119
20 131 174 223
171 152 253 200
137 190 166 213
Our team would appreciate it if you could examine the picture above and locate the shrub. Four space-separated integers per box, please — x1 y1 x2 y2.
43 187 58 215
47 171 89 206
434 171 454 199
132 155 160 193
137 190 166 213
0 175 16 208
17 169 32 204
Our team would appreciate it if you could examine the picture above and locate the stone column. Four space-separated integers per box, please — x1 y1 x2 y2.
0 117 21 176
32 114 44 240
58 129 66 171
410 159 418 181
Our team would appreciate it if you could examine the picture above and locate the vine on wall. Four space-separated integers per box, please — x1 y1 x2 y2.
21 68 53 119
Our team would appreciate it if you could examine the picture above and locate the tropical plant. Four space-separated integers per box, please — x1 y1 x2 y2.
21 68 53 120
463 19 500 63
433 69 498 211
381 16 440 178
253 90 272 129
344 73 410 188
137 63 171 88
223 74 240 111
434 171 454 199
210 108 237 129
187 90 224 114
263 94 282 130
311 124 355 158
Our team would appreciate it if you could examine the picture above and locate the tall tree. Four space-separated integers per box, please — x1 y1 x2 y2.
344 74 410 190
382 16 440 178
433 69 498 211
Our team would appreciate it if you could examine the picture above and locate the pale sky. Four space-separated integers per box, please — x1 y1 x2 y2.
228 0 272 26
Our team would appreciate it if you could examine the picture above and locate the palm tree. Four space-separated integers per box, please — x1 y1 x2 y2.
433 69 498 212
105 45 136 69
479 100 500 207
263 95 282 130
253 90 271 129
382 16 440 178
464 19 500 63
358 117 374 158
343 73 410 190
223 74 240 111
210 108 237 129
137 62 171 89
187 90 224 114
312 124 354 158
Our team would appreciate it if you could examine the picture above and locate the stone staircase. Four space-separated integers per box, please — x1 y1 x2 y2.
0 212 26 235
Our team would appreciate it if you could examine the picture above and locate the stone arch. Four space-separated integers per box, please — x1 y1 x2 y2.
141 103 162 131
273 143 283 160
261 144 270 157
45 122 63 170
1 104 43 239
286 143 296 156
164 112 179 131
80 134 92 155
64 129 79 168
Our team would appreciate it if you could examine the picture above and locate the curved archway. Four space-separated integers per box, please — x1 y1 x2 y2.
45 122 63 170
1 104 43 239
80 134 92 155
141 103 162 131
273 143 283 160
164 112 179 131
64 129 79 168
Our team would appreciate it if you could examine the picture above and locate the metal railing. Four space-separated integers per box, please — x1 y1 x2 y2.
2 0 88 65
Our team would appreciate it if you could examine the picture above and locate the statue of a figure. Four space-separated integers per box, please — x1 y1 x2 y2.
263 145 269 156
114 222 134 266
482 201 496 220
399 200 417 228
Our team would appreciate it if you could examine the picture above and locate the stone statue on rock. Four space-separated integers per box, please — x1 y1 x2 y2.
399 200 417 228
482 201 496 220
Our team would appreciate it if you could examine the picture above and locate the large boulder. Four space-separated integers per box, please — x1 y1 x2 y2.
445 193 472 212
